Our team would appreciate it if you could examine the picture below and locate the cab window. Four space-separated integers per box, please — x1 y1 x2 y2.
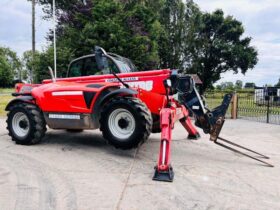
68 56 121 77
84 57 100 75
84 56 119 75
68 60 83 77
108 58 120 74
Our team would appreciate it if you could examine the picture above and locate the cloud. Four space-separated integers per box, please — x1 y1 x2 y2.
195 0 280 86
0 0 279 86
0 0 52 56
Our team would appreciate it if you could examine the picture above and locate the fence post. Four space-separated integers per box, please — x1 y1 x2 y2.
266 96 270 123
231 93 238 119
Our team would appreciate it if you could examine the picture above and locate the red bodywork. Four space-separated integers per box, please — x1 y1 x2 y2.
43 69 170 95
15 69 199 180
17 69 172 116
32 82 118 113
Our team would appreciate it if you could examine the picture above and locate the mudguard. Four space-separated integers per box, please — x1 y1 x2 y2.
5 96 34 111
89 88 138 128
98 88 138 106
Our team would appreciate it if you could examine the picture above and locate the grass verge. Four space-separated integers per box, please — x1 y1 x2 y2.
0 88 13 94
0 95 13 117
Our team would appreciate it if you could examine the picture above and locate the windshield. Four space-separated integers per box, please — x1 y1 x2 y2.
108 53 137 73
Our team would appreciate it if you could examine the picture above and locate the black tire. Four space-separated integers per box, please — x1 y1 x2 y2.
100 97 152 149
6 103 46 145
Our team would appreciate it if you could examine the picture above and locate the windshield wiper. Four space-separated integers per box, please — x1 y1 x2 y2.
111 71 130 88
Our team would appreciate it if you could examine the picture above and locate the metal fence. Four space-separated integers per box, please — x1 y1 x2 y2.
238 88 280 125
204 91 232 118
205 89 280 125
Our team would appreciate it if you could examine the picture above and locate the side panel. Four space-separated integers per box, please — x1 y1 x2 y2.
31 82 117 113
43 69 171 95
44 113 97 129
38 85 137 130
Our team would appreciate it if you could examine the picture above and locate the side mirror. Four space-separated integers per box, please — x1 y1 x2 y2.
94 46 107 56
95 46 109 72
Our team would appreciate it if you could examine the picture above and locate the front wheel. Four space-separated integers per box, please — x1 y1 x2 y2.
100 97 152 149
6 103 46 145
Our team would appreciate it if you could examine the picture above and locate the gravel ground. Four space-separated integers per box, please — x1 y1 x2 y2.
0 118 279 210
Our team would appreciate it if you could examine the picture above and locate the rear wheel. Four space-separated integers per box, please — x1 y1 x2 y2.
7 103 46 145
100 97 152 149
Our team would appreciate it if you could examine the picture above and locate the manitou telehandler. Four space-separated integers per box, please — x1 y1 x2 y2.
6 47 273 182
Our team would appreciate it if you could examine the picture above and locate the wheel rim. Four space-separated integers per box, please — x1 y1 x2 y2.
12 112 30 138
108 108 136 140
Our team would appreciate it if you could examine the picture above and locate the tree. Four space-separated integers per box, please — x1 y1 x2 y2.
0 47 21 87
22 50 40 82
185 9 258 93
32 0 258 92
216 84 222 90
35 47 73 83
38 0 163 70
22 46 74 83
0 56 13 87
235 80 243 89
275 78 280 87
244 82 256 89
158 0 187 68
220 81 234 90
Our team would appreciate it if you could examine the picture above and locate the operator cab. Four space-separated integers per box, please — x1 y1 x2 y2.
67 47 137 77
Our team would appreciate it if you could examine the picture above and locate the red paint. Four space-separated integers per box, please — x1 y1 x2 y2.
15 68 200 175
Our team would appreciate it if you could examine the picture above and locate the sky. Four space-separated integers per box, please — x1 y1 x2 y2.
195 0 280 86
0 0 279 86
0 0 51 55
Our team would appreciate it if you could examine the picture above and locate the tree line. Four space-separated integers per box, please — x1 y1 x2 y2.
1 0 259 93
215 80 253 91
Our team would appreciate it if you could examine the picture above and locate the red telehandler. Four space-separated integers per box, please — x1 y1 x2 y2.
6 47 273 182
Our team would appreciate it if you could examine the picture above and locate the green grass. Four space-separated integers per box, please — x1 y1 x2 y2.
0 88 14 116
205 91 280 118
0 95 13 117
0 88 13 94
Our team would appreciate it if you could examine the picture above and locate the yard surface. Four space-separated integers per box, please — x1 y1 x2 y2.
0 118 279 210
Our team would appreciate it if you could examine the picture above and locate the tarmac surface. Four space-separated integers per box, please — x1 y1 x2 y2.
0 118 279 210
